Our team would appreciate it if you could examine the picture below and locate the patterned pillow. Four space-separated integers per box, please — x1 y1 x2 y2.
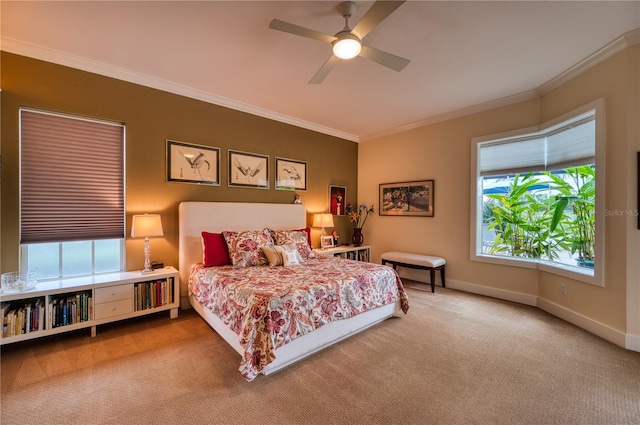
270 229 316 260
223 228 273 267
261 243 303 266
291 227 312 250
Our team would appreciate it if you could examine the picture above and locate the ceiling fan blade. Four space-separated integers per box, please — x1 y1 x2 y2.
269 19 336 44
309 55 341 84
359 45 410 72
351 1 406 40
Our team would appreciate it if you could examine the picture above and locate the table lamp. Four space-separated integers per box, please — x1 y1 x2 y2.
312 213 334 236
131 213 164 274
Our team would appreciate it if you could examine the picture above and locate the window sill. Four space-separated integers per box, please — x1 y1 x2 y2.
471 253 602 286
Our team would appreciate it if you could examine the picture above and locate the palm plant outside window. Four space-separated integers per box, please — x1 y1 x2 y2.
482 165 595 269
474 104 600 280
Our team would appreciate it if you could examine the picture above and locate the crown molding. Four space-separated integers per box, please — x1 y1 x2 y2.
362 28 640 142
360 90 539 142
0 37 359 142
3 28 638 144
537 28 640 95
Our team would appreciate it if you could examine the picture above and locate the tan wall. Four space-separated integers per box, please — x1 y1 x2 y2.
360 45 640 334
360 99 542 297
0 52 358 275
626 44 640 341
536 45 640 331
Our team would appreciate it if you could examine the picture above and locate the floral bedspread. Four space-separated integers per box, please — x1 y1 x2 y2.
189 256 409 381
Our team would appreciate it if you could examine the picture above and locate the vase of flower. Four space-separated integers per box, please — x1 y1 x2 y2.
352 228 364 246
346 203 374 247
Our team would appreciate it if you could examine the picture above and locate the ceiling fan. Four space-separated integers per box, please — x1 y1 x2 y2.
269 1 410 84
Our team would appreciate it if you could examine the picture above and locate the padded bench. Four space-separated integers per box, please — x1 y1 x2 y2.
381 252 446 293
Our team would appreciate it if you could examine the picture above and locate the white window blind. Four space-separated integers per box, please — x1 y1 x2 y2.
20 109 125 244
479 111 595 176
479 136 545 176
546 117 595 169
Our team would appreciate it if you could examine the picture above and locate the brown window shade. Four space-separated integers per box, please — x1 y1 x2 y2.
20 109 125 244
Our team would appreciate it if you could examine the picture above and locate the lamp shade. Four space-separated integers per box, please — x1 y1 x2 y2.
131 214 164 238
312 213 334 229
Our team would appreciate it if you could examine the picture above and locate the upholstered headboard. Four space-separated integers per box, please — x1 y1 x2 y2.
178 202 307 308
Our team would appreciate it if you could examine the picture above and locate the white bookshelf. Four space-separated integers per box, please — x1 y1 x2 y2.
1 266 179 345
316 245 371 262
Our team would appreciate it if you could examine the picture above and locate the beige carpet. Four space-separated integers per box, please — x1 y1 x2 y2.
2 283 640 425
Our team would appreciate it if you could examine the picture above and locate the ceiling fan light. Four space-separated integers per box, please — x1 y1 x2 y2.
333 38 361 60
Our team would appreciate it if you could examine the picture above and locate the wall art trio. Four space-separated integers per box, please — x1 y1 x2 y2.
166 140 306 191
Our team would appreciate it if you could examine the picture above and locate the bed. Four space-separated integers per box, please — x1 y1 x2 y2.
178 201 408 380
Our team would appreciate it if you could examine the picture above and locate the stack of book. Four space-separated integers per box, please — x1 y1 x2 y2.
49 291 92 328
2 298 46 337
134 278 173 311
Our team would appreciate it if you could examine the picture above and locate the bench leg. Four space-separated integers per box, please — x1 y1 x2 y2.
429 268 435 293
441 266 446 288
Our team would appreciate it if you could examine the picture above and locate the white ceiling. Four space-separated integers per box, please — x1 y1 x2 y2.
2 1 639 141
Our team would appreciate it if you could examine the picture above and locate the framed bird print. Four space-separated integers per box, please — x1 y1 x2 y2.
167 139 220 185
228 150 269 189
275 157 307 191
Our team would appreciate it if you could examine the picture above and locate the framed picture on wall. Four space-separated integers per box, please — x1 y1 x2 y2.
379 180 434 217
329 185 346 215
166 140 220 185
275 157 307 191
228 150 269 189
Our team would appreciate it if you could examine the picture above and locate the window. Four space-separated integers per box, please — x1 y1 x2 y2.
470 99 604 286
19 108 126 280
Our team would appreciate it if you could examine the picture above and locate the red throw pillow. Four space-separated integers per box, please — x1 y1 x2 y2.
201 231 231 267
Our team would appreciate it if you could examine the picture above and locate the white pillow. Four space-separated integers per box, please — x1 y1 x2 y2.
275 243 304 264
281 249 300 267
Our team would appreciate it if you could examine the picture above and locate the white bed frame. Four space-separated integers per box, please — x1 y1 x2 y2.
178 201 400 376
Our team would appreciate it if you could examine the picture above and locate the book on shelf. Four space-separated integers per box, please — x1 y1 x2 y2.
134 278 173 311
48 291 92 328
2 303 10 337
1 298 46 338
358 249 369 262
7 308 16 337
37 299 45 332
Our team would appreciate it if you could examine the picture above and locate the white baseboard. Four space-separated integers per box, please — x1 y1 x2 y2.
626 334 640 352
537 298 629 349
446 279 538 306
398 268 538 306
398 268 639 352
